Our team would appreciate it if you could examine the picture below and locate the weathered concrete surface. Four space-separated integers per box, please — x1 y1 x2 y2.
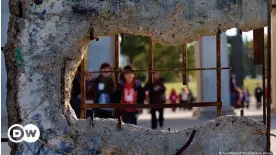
4 0 269 154
67 116 267 155
16 116 267 155
9 0 268 45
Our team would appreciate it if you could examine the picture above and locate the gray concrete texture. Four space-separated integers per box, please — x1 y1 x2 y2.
2 109 273 154
3 0 269 154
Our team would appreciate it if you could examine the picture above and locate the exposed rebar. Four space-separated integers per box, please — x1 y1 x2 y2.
148 38 153 84
80 59 86 119
81 102 221 109
175 130 197 155
83 67 231 74
216 28 222 117
266 0 272 152
114 34 120 84
182 44 188 85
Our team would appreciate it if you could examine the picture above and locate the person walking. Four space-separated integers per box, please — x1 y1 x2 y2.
243 89 250 109
179 87 189 110
234 87 243 108
87 63 115 118
86 69 94 93
86 69 95 118
113 65 145 125
255 83 263 109
144 71 166 129
230 74 238 107
187 88 195 110
169 88 178 112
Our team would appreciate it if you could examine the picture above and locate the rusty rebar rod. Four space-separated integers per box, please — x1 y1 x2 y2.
148 38 153 84
240 109 244 116
262 40 267 126
117 116 122 129
266 0 272 152
121 33 125 45
182 44 188 85
175 130 197 155
253 28 266 125
114 34 120 84
83 67 231 74
253 28 264 65
89 111 95 126
90 25 94 40
114 34 121 127
80 59 86 119
216 28 222 117
61 62 64 106
115 35 123 126
251 131 276 138
81 102 220 109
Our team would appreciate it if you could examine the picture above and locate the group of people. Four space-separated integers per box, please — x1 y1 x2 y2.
70 63 167 129
169 87 195 112
230 74 264 109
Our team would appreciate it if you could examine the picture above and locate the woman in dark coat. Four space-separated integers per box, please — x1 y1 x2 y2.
144 71 166 129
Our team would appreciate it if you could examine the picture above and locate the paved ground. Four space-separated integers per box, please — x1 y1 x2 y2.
2 105 275 154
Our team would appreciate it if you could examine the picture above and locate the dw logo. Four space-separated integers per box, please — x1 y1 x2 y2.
7 124 40 143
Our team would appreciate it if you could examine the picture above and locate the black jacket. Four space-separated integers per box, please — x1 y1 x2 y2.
86 75 114 102
144 78 166 104
255 87 263 99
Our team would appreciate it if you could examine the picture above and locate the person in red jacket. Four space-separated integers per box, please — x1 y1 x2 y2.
113 65 145 125
169 88 178 112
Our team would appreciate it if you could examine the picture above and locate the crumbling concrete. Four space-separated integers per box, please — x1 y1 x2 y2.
68 116 267 155
4 0 268 154
16 116 267 155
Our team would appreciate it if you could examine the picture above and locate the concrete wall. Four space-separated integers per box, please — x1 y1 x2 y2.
1 0 9 131
0 0 115 132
